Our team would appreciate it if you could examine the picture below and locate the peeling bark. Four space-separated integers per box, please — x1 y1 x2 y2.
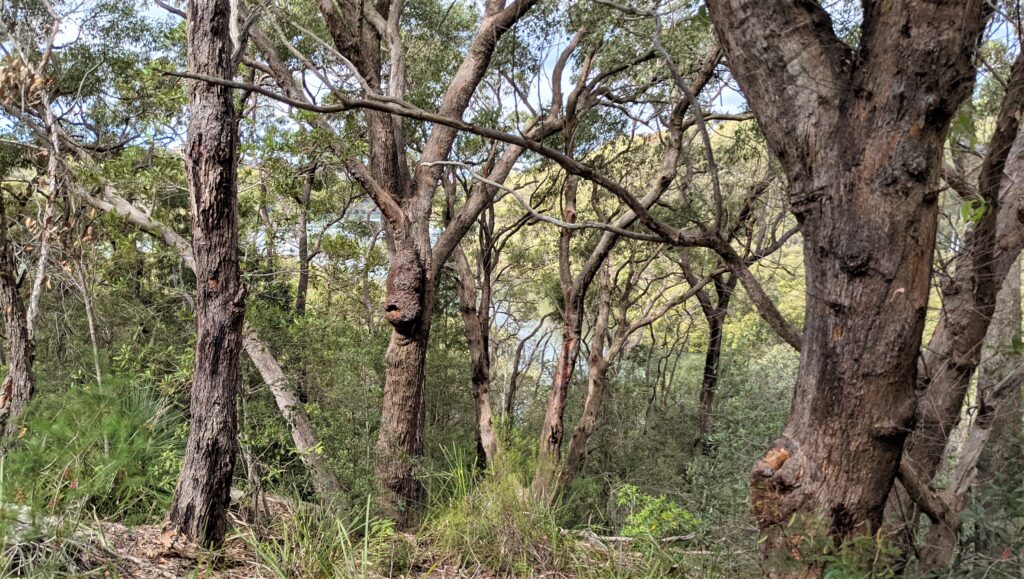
0 191 34 440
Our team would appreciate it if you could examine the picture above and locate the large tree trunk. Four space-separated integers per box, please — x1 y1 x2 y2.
705 0 992 562
166 0 245 547
752 159 938 543
0 192 35 440
374 239 432 526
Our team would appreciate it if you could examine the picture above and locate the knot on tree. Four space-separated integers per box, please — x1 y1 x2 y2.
384 248 425 330
750 438 814 529
872 397 916 441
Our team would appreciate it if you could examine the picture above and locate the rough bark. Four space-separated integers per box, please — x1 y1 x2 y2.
374 273 431 525
0 191 35 440
166 0 245 547
705 0 992 559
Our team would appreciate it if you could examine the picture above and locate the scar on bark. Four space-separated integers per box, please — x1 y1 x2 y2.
751 438 813 528
384 248 425 329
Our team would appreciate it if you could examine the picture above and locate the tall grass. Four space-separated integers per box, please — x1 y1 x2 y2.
240 496 410 578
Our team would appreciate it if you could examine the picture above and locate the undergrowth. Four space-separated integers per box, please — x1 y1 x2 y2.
239 496 412 578
2 377 183 525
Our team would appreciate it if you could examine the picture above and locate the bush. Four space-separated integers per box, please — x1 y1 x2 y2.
2 377 184 525
614 484 699 540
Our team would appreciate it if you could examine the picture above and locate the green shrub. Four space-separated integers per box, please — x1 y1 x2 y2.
614 483 700 540
2 377 183 525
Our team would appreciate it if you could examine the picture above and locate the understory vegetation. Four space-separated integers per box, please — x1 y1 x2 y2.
1 0 1023 576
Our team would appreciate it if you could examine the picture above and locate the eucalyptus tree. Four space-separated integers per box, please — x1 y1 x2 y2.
702 0 994 561
239 0 556 520
164 0 246 547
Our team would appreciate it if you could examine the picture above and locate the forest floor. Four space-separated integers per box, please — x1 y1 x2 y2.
3 490 713 577
8 506 597 578
67 521 584 578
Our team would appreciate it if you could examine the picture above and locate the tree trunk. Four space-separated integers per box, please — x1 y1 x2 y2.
705 0 992 561
973 256 1022 558
166 0 245 548
751 165 938 543
693 274 736 454
556 267 612 495
453 246 501 468
0 192 35 440
374 239 432 526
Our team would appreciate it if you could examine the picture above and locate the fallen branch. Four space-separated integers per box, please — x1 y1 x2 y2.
560 528 695 549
